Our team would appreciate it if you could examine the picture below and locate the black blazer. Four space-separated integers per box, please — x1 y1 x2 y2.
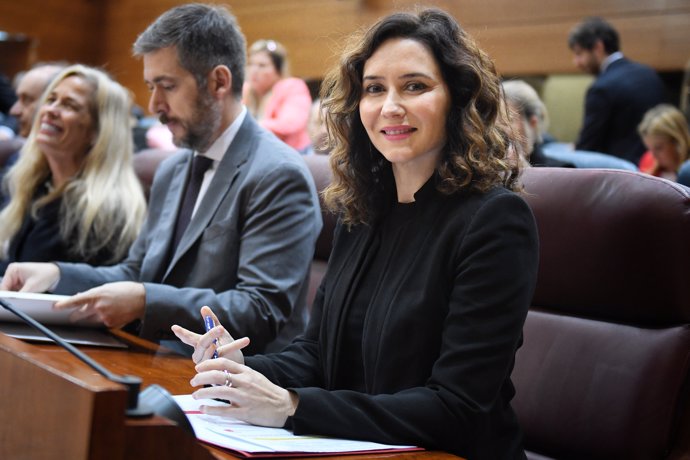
576 57 665 164
248 181 539 459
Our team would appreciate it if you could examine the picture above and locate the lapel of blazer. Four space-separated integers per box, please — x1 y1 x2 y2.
141 153 190 282
163 116 256 280
323 223 377 382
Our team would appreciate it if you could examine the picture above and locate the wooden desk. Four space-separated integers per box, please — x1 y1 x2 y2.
0 329 460 460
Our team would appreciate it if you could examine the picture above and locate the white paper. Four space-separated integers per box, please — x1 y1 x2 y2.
173 394 420 456
0 290 98 326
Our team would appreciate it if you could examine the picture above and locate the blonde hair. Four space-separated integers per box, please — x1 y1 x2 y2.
638 104 690 169
0 64 146 263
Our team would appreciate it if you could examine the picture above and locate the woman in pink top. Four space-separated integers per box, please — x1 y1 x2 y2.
244 40 312 152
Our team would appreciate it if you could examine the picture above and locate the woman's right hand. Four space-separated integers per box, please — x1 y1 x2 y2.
171 306 250 365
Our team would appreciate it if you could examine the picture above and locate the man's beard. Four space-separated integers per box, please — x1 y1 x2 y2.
587 55 601 75
161 90 221 152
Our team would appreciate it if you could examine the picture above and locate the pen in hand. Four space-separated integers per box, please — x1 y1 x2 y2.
204 314 219 359
203 311 230 403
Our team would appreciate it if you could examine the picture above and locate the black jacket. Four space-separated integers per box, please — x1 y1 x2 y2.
576 57 665 164
248 180 539 459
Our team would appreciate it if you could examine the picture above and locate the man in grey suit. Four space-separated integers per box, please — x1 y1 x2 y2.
0 4 322 354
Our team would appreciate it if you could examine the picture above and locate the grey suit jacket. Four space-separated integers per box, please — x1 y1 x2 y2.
55 115 322 354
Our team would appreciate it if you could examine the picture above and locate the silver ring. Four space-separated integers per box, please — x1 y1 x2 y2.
224 370 231 387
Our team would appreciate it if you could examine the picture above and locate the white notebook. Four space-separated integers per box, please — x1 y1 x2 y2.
0 290 125 347
0 290 98 326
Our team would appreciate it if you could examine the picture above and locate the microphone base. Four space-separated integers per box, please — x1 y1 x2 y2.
133 384 195 435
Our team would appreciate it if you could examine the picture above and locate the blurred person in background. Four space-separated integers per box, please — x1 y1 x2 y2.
637 104 690 181
502 80 574 168
10 64 67 140
568 16 665 164
243 39 312 153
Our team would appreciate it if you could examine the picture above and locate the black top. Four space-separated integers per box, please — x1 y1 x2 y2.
0 185 117 274
248 177 539 459
338 200 417 390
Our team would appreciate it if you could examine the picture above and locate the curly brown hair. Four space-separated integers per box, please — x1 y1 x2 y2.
321 8 519 226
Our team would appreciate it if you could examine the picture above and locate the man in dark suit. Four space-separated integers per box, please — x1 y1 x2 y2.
0 4 322 354
568 16 665 165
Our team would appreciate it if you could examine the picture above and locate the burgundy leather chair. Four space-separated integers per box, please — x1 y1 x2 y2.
302 154 336 310
133 148 179 200
515 167 690 459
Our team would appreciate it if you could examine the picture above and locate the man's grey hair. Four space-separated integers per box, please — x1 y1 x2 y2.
133 3 246 97
502 80 549 143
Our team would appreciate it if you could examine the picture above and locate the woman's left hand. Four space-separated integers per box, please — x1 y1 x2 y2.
190 357 299 427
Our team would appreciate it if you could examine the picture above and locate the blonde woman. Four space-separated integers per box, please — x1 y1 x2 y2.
638 104 690 181
0 64 146 273
243 39 312 152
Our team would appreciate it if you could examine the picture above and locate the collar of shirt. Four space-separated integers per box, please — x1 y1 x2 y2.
601 51 624 73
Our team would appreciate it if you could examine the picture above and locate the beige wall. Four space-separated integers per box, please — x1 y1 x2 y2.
541 75 595 143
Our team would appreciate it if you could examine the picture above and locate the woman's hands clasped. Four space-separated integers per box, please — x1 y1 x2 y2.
171 306 298 427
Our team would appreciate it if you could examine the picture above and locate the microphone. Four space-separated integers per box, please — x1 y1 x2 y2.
0 298 194 433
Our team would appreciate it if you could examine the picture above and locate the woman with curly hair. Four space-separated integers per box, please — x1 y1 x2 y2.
0 65 146 273
173 9 538 459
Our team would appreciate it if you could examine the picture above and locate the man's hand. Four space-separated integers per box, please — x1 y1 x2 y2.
0 263 60 292
53 282 146 328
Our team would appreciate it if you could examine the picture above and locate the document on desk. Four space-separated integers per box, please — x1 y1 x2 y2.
173 395 423 457
0 290 125 348
0 290 97 326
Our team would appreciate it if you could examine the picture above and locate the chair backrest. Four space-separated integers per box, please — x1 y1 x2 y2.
302 154 336 308
133 148 179 200
514 167 690 459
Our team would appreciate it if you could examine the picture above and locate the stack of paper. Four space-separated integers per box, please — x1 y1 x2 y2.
173 395 423 458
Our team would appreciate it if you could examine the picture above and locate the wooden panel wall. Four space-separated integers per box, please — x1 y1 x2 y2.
1 0 689 110
0 0 103 74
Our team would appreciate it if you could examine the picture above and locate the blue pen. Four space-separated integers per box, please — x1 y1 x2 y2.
204 315 219 359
